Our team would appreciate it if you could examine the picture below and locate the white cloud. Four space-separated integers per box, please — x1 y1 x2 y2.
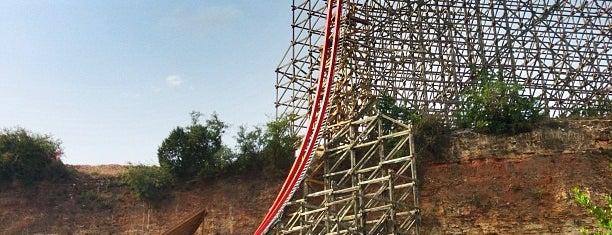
159 5 243 35
166 75 183 87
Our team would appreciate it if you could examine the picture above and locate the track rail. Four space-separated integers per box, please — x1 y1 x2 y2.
254 1 343 234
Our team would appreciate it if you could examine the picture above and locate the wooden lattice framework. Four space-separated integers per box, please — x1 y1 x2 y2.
273 114 419 234
272 0 611 234
276 0 612 131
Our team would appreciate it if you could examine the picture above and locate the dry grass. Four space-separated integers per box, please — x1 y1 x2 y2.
70 164 127 177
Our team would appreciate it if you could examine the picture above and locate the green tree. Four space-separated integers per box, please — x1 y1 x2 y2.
0 127 69 184
232 125 264 172
260 118 299 175
573 187 612 235
455 70 541 134
157 112 228 179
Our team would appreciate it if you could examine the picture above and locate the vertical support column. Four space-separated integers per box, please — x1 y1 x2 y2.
388 169 396 234
325 180 334 234
377 115 384 163
357 173 366 233
324 147 332 233
300 174 309 235
350 123 359 231
299 201 305 235
409 130 420 235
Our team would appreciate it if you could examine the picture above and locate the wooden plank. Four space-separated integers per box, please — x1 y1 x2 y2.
161 209 206 235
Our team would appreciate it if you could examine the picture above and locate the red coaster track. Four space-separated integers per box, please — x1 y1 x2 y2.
253 0 343 234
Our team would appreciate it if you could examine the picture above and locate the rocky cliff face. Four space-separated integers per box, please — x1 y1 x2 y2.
419 119 611 234
0 119 609 234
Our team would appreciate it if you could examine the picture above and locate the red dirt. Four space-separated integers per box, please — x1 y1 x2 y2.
0 119 609 234
0 168 284 234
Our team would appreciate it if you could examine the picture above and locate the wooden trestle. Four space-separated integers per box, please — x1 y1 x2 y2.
269 0 610 234
272 114 419 234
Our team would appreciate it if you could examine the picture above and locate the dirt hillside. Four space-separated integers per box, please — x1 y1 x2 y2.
419 119 611 234
0 168 282 234
0 119 610 234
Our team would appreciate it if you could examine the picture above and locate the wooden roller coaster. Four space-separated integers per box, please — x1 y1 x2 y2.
259 0 610 234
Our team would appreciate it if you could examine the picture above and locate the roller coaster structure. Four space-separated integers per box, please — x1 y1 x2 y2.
258 0 611 234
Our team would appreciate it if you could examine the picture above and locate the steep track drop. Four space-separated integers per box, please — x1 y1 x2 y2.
253 0 343 234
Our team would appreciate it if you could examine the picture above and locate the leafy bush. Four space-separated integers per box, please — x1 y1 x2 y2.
0 127 69 184
158 112 228 179
573 187 612 235
376 95 451 160
233 118 298 176
569 95 612 118
455 70 541 134
375 94 417 155
376 94 420 131
122 165 173 204
412 114 451 160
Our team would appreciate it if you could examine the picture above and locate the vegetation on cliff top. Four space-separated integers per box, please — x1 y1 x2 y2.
0 127 71 185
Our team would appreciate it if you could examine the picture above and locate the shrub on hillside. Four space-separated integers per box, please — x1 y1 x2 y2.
376 94 420 132
412 114 451 160
122 164 173 204
573 187 612 235
0 127 69 184
158 112 228 179
76 190 115 210
233 118 298 176
569 94 612 118
455 70 541 135
376 94 451 160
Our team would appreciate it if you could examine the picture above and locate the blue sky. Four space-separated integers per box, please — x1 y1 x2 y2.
0 1 292 165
